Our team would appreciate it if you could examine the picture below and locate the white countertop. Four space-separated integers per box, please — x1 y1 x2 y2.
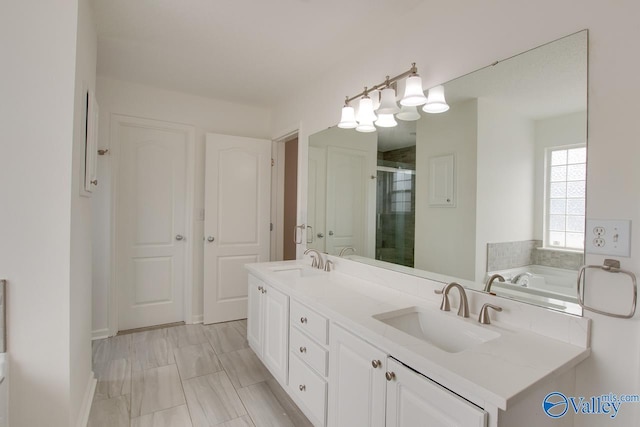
246 260 591 411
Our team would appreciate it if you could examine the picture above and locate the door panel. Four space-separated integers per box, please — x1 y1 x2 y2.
329 324 386 427
116 121 191 330
204 134 271 324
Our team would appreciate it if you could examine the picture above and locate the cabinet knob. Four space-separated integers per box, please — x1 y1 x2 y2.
207 236 215 242
258 286 263 291
262 288 267 294
371 360 381 368
300 317 307 324
175 234 185 241
299 346 307 353
385 371 396 381
90 179 98 186
299 384 306 392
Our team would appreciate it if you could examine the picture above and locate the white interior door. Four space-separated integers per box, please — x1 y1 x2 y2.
204 133 271 324
326 146 374 256
115 118 193 330
307 146 326 252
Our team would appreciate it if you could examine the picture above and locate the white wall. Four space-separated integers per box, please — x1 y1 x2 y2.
476 98 535 281
92 77 271 334
70 0 98 424
0 1 82 426
534 111 588 240
273 1 640 425
415 99 478 280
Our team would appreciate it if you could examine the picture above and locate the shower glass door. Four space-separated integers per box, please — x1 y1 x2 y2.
375 161 416 267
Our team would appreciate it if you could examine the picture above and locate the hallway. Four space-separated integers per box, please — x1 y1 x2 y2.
89 321 312 426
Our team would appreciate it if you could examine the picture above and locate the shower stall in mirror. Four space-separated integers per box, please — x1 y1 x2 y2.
376 159 416 267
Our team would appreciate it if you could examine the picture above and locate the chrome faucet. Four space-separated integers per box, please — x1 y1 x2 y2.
339 247 356 257
304 248 325 270
435 282 469 318
484 273 505 292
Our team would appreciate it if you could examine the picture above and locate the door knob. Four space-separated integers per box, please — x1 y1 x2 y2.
207 236 215 242
175 234 185 241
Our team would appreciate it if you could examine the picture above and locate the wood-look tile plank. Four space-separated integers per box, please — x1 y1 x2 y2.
130 404 193 427
93 358 131 401
237 382 304 427
217 348 272 389
183 371 247 427
262 378 312 427
230 320 247 339
217 415 255 427
131 364 186 418
167 324 209 348
205 323 248 354
131 328 175 371
87 395 130 427
92 334 132 369
174 343 222 380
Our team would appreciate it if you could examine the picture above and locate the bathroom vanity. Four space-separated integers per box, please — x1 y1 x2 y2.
246 257 590 427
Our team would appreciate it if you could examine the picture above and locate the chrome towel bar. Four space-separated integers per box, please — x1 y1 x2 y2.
577 259 637 319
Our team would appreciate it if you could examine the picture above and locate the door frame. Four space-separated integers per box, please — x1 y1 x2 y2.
108 114 196 336
271 128 299 261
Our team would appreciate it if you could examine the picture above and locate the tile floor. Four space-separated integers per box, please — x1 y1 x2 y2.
89 321 313 427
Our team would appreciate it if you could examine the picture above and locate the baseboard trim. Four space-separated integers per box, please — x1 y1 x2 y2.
77 372 97 427
192 314 203 324
91 328 110 340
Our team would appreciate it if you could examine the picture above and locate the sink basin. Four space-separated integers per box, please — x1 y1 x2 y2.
269 266 325 278
373 306 500 353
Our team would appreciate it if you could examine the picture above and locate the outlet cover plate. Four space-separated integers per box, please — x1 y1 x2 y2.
585 219 631 257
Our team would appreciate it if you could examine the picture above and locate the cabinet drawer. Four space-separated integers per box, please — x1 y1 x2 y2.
290 326 328 377
289 352 327 425
291 299 329 345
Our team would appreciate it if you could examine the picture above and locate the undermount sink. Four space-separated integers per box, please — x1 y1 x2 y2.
373 306 501 353
269 266 325 278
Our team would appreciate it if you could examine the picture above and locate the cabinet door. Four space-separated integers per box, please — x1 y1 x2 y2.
328 324 386 427
262 284 289 384
247 275 263 356
385 358 486 427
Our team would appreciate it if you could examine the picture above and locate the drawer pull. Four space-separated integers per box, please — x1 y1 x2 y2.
299 384 306 391
385 371 396 381
371 359 381 368
300 317 308 324
299 346 307 353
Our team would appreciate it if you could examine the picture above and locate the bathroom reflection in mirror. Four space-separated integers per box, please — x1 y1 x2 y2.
307 30 587 314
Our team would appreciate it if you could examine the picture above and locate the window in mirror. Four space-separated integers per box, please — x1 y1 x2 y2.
546 144 586 250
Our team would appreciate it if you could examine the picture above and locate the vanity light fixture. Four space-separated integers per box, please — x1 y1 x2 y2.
355 90 377 133
338 63 448 132
338 98 358 129
422 85 450 113
396 105 421 121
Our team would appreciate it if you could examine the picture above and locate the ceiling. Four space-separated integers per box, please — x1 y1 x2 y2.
92 0 424 106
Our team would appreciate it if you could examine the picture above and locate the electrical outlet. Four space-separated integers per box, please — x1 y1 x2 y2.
586 219 632 256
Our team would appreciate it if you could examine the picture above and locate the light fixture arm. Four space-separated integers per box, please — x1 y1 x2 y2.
344 63 419 105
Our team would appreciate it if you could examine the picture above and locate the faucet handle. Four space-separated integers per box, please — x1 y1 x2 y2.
324 260 334 272
478 303 503 325
309 254 318 268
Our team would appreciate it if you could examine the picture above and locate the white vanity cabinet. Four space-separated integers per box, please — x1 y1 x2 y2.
328 323 387 427
385 358 486 427
329 323 487 427
247 275 289 384
288 299 330 426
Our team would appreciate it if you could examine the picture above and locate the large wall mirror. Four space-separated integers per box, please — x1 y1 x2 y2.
307 30 587 314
